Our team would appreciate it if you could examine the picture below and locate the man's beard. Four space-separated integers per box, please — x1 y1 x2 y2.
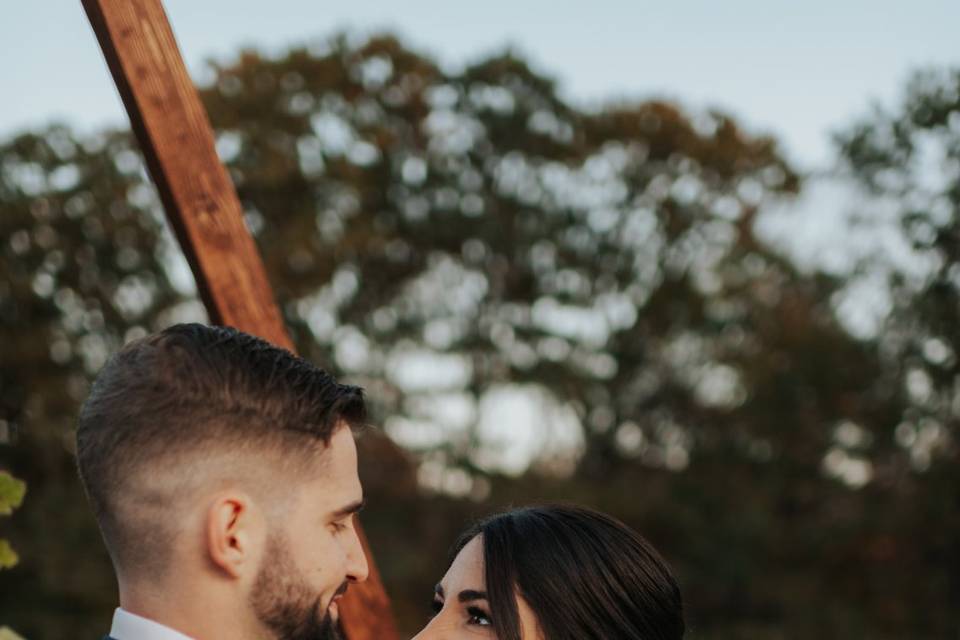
250 530 344 640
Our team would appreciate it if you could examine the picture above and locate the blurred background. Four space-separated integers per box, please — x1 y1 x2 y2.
1 1 959 638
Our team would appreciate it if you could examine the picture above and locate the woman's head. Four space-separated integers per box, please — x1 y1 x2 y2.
415 504 684 640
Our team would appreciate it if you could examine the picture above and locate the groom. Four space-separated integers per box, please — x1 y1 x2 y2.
75 323 370 640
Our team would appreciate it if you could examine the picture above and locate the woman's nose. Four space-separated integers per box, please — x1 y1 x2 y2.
410 615 448 640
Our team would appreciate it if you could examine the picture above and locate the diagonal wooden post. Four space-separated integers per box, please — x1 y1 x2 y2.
80 1 399 638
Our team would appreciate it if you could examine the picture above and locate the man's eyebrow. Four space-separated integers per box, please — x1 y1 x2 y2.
329 498 366 520
458 589 487 603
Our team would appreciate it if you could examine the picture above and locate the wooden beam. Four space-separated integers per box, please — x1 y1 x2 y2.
80 2 400 638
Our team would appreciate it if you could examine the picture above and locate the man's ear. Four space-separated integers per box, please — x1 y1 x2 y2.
205 492 262 579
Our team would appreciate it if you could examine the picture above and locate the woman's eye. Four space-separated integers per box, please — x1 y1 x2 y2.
466 606 492 626
429 598 443 617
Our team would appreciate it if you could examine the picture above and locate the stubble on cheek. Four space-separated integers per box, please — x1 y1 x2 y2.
250 532 339 640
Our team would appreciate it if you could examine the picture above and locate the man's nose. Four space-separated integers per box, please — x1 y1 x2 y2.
346 527 370 583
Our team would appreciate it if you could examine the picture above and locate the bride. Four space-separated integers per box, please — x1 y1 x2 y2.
413 504 685 640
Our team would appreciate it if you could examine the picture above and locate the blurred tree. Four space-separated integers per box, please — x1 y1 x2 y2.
0 124 190 637
834 66 960 634
0 33 954 638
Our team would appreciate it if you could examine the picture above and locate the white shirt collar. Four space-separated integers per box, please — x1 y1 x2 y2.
110 607 195 640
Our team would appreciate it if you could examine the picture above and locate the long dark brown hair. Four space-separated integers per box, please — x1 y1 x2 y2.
454 504 685 640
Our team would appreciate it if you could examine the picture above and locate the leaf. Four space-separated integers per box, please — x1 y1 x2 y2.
0 627 26 640
0 472 25 517
0 540 18 570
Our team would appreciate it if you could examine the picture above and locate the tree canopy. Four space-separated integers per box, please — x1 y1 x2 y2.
0 35 956 638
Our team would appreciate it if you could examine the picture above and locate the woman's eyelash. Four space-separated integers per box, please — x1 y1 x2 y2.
466 606 492 625
427 597 488 624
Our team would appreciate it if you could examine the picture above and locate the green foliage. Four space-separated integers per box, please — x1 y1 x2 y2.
0 471 25 516
0 472 25 640
0 32 956 639
0 471 25 569
0 541 16 570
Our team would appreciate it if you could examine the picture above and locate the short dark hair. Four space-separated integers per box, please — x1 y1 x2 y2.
455 504 685 640
76 323 366 575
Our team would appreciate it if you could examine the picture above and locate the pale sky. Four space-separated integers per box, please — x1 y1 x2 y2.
2 1 958 169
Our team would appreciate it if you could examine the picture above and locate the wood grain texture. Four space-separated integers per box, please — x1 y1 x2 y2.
80 0 290 348
80 2 400 637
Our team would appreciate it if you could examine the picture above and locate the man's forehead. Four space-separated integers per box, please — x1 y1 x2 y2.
298 420 353 459
300 426 362 504
316 423 357 463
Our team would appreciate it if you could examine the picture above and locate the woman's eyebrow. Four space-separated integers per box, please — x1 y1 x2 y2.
433 584 487 602
458 589 488 603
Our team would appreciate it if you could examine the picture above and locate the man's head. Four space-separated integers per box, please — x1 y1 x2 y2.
76 323 369 639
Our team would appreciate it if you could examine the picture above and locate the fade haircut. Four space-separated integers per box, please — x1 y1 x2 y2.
75 323 366 577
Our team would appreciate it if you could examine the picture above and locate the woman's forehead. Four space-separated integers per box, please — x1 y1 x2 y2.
441 535 485 592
